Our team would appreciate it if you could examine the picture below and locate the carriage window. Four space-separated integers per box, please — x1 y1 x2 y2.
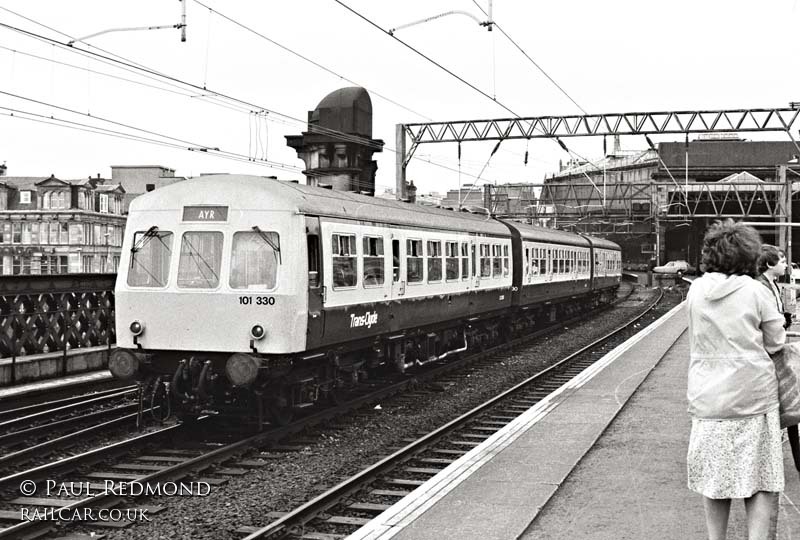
407 239 423 283
230 231 280 290
332 233 357 288
503 245 509 277
445 242 459 281
471 244 477 278
480 244 491 278
128 230 173 287
524 247 530 277
565 250 572 273
492 244 501 277
460 242 469 280
363 236 384 287
392 239 400 282
427 240 442 282
539 248 546 275
177 231 223 289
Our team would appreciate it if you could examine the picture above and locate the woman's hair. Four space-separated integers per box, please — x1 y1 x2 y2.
756 244 785 274
700 219 762 276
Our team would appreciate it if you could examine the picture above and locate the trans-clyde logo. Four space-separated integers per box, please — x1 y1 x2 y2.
350 310 378 329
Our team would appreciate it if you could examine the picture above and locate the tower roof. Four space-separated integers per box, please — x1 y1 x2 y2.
310 86 373 138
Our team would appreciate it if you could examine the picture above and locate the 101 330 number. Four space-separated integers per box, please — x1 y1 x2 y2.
238 296 276 306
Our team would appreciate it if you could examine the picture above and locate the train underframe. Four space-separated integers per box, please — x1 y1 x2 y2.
128 287 617 429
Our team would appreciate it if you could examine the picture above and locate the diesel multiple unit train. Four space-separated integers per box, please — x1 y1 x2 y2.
110 175 621 424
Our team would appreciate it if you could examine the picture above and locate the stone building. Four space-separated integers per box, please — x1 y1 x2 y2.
0 164 183 275
286 87 384 195
0 173 126 275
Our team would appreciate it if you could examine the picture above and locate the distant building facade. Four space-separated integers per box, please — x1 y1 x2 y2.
0 165 182 275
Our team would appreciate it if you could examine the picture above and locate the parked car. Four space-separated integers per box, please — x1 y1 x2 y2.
792 263 800 284
653 260 695 275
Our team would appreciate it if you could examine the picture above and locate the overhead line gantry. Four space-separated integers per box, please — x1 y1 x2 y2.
395 106 800 199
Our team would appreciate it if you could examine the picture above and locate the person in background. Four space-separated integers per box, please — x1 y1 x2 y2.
756 244 793 329
687 220 786 540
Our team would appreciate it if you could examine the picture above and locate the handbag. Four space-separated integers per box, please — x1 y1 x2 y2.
771 341 800 473
773 341 800 428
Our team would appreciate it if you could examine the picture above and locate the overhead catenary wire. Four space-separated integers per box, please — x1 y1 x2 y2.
0 13 512 188
332 1 607 176
469 0 588 115
1 21 504 185
190 0 434 122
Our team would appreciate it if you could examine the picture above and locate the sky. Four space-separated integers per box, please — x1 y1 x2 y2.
1 0 799 196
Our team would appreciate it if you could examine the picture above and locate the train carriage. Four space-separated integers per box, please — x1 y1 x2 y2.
110 175 620 425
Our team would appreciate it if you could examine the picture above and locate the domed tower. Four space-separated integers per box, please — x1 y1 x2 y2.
285 87 384 195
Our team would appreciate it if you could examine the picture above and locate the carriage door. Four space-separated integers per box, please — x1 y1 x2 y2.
305 217 324 345
390 237 405 299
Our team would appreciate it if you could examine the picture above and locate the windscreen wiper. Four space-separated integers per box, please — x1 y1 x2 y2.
252 226 281 264
130 226 159 253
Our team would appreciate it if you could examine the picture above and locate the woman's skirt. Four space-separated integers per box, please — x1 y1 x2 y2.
687 408 784 499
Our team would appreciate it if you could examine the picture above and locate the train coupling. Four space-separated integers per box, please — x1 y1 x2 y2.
171 357 215 407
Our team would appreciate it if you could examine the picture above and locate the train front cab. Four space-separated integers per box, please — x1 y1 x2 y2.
111 182 310 416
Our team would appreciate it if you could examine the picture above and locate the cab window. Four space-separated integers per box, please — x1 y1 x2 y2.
230 231 279 290
127 230 173 287
177 231 223 289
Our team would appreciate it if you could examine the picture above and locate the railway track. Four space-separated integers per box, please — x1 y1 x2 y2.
0 387 146 472
236 287 665 540
0 282 646 538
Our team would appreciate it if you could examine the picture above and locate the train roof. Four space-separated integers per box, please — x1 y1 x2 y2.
501 219 620 250
129 175 511 236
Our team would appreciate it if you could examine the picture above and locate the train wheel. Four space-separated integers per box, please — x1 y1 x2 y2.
177 412 199 424
269 404 294 426
328 386 347 406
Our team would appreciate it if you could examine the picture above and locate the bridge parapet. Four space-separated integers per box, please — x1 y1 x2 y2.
0 274 116 359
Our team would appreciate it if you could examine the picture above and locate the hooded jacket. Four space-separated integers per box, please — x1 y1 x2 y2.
687 272 785 419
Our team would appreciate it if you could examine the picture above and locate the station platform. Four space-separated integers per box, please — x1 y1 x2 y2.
0 369 113 402
348 302 800 540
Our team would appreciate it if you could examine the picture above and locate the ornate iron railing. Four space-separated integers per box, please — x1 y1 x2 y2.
0 274 116 359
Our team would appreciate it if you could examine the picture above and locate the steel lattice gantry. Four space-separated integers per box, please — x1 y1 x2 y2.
395 106 800 198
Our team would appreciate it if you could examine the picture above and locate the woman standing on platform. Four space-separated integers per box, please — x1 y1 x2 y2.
756 244 793 329
687 220 786 540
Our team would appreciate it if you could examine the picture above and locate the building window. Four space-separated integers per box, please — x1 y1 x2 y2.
19 191 31 204
12 223 21 244
69 224 83 245
99 194 108 213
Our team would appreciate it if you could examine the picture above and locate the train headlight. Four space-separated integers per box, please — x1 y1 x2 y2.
129 320 145 336
225 353 261 387
250 324 266 340
109 348 140 380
